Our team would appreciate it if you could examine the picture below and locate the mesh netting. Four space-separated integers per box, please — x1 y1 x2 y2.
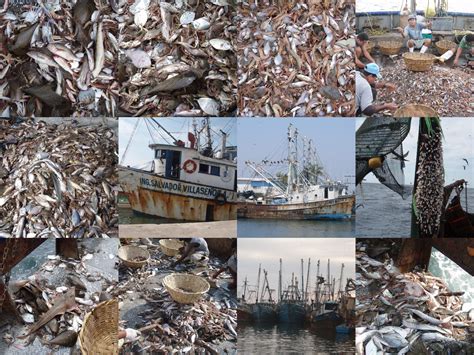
356 118 412 198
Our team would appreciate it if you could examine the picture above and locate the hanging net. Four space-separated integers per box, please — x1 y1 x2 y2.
356 118 412 199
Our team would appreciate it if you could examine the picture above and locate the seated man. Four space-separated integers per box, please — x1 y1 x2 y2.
173 237 209 267
355 32 375 69
453 34 474 66
356 63 397 116
396 14 432 53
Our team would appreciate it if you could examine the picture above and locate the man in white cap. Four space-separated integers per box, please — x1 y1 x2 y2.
356 63 397 116
396 14 432 53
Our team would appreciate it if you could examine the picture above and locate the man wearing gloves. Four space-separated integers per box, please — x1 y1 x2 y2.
396 14 432 54
356 63 397 116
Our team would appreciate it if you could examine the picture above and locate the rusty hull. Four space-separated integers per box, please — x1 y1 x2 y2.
125 187 237 221
237 195 355 220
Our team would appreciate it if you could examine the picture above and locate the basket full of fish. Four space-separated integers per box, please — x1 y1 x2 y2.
378 41 403 56
403 52 436 72
435 40 457 55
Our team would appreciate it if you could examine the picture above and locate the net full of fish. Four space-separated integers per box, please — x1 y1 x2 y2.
117 0 237 117
236 0 355 117
0 119 118 238
0 0 120 117
114 239 237 354
355 242 474 355
377 59 474 117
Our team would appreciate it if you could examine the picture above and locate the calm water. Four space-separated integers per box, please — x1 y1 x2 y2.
119 207 183 224
238 323 355 355
238 219 355 238
356 183 474 237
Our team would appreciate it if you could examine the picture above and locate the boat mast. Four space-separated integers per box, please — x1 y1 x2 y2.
327 259 330 301
291 272 294 301
305 258 311 303
243 276 248 301
279 258 282 302
192 118 199 150
338 263 345 298
219 129 227 159
287 124 298 195
256 264 261 303
150 118 179 145
246 162 287 196
301 259 304 303
315 259 320 306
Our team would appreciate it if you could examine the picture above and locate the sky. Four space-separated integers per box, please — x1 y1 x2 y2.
356 118 474 186
238 118 355 187
237 238 355 301
119 118 237 168
356 0 473 13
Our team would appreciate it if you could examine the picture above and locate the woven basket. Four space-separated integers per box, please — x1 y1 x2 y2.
162 273 210 304
403 52 436 72
79 299 119 355
378 41 403 55
366 41 375 54
159 239 184 256
118 245 150 268
435 40 456 55
394 104 438 117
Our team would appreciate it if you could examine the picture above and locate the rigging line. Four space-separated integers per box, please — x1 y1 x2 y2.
119 118 141 165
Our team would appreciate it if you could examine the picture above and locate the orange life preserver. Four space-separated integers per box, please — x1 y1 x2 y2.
183 159 197 173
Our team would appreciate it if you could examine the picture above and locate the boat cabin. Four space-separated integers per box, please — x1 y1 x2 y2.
149 144 237 191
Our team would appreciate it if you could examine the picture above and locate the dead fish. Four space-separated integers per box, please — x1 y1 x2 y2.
67 274 87 291
47 44 80 62
44 330 78 347
73 0 96 46
9 24 39 56
143 73 196 95
22 85 71 111
92 22 104 77
319 85 341 101
27 51 59 68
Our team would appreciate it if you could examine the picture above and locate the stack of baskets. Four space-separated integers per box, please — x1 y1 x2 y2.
435 40 456 55
159 239 184 256
118 245 150 268
378 41 403 55
394 104 438 117
163 273 210 304
79 299 119 355
402 52 436 72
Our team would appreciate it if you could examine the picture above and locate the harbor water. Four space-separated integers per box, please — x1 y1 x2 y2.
238 219 355 238
356 183 474 237
238 323 355 354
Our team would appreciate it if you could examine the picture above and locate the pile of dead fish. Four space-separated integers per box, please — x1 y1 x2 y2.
5 250 115 350
236 0 355 117
115 240 237 354
0 120 118 238
377 59 474 117
0 0 119 117
355 243 474 354
118 0 237 116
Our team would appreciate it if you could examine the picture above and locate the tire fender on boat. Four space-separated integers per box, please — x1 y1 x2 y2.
215 192 227 205
183 159 197 173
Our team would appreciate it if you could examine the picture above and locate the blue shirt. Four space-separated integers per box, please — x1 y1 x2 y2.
404 23 425 40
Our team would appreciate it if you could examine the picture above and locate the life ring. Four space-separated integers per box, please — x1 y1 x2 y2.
183 159 197 174
215 192 227 206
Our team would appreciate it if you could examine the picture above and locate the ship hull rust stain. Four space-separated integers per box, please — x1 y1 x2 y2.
237 196 355 220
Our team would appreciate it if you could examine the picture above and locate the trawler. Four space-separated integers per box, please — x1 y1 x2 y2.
119 118 237 221
238 124 354 219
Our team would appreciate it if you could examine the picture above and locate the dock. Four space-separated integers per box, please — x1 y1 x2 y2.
119 220 237 238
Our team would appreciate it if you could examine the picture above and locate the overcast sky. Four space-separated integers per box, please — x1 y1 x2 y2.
357 118 474 186
119 118 236 168
238 238 355 301
238 118 355 187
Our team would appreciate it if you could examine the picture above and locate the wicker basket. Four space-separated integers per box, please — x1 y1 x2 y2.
159 239 184 256
79 299 119 355
378 41 403 55
163 273 210 304
394 104 438 117
435 40 456 55
118 245 150 268
403 52 436 72
366 41 375 54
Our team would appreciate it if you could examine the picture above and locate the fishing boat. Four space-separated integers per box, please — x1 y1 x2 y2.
311 301 344 329
278 278 306 323
238 124 355 220
251 266 278 323
119 118 237 222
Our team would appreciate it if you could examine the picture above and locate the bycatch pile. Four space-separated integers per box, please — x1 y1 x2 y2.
0 119 118 238
118 0 237 116
0 0 120 117
114 239 237 354
356 241 474 354
236 0 355 117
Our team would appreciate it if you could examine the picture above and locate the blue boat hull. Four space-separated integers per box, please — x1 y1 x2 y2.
312 311 344 329
251 303 277 323
278 303 306 323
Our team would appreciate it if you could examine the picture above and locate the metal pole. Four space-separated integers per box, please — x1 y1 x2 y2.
256 264 261 303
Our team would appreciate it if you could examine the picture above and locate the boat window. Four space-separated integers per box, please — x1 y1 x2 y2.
199 163 209 174
210 165 220 176
326 303 338 311
154 149 162 159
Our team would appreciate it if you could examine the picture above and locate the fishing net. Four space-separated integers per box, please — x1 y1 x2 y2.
356 118 411 199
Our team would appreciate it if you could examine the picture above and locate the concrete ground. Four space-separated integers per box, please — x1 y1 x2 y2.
119 220 237 238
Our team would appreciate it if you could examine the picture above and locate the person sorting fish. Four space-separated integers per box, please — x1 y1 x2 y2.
453 34 474 66
172 238 209 267
396 14 432 53
356 63 397 116
355 32 376 69
212 240 237 289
